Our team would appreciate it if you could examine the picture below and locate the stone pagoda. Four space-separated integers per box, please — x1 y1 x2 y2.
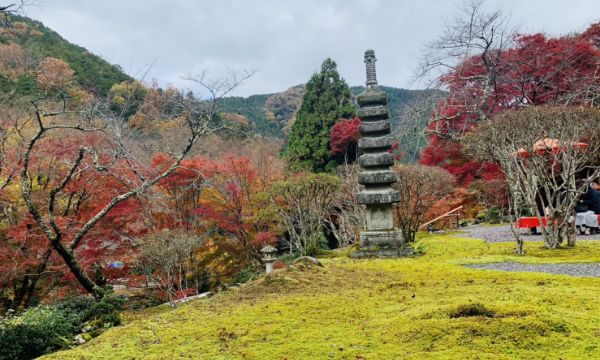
353 49 408 258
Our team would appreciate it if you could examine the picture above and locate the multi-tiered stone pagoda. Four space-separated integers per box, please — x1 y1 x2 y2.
353 49 408 257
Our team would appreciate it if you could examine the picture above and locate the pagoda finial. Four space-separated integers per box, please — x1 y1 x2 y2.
364 49 377 87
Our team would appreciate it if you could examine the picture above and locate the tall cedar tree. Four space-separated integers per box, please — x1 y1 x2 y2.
285 58 355 172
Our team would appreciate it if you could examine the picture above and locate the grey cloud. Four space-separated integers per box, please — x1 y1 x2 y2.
26 0 600 96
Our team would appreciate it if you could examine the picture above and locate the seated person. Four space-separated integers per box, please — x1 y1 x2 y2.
582 182 600 214
577 182 600 234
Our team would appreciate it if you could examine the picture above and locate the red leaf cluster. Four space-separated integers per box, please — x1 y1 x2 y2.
420 23 600 186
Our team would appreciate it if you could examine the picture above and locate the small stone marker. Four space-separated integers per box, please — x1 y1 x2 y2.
261 245 278 273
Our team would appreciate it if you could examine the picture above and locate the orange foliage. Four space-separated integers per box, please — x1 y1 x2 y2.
0 43 27 78
36 57 75 92
425 188 480 228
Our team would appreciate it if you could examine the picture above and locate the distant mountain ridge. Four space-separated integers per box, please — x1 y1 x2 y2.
220 85 446 160
1 15 446 160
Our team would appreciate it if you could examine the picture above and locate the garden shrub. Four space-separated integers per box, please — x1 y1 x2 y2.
486 207 502 224
54 295 125 327
0 306 73 360
0 295 125 360
412 241 427 256
475 211 486 223
278 252 301 265
231 268 261 285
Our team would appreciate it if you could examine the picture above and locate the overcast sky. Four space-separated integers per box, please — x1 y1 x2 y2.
25 0 600 96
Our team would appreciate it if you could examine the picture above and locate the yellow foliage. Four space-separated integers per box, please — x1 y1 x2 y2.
42 234 600 359
66 87 94 107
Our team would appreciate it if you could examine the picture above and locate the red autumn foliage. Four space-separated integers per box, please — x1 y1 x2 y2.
330 117 361 164
273 260 287 270
420 23 600 186
194 154 279 260
426 187 480 226
0 132 150 306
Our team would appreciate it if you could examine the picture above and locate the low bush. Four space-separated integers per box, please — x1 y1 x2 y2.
230 268 261 285
411 241 427 256
475 211 486 223
0 306 73 360
277 252 301 265
0 295 125 360
486 207 502 224
54 295 125 328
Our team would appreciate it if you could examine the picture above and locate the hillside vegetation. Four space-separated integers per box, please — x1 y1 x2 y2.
43 234 600 359
0 15 132 96
0 14 444 148
221 84 445 161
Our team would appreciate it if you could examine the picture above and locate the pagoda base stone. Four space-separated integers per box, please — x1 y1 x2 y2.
350 230 412 258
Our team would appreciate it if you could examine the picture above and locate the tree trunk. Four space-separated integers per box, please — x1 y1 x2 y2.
52 241 104 299
9 247 53 310
567 221 577 247
9 276 30 310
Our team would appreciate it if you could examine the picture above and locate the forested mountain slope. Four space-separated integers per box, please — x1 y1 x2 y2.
0 15 446 160
0 14 132 96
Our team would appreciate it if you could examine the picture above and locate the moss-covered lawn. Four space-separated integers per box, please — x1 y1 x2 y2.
43 235 600 359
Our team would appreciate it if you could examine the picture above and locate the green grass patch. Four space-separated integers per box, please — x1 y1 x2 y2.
42 234 600 359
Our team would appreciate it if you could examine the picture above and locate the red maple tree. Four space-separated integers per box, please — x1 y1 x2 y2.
330 117 361 164
420 23 600 185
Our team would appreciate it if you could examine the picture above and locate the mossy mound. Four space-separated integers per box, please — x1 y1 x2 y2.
42 235 600 359
449 303 496 318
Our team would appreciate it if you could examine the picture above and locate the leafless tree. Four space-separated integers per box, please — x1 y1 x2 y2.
392 165 455 242
137 229 202 307
0 1 29 14
465 107 600 251
10 70 252 299
328 163 364 247
416 0 517 141
0 121 12 190
0 0 36 27
269 173 340 256
393 91 447 162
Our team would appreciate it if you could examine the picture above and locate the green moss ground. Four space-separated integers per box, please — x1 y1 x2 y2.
42 235 600 359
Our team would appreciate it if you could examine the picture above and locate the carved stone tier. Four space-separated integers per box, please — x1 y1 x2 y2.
358 135 393 151
357 90 387 106
358 153 394 168
357 106 389 120
359 121 390 135
356 187 400 205
358 170 397 185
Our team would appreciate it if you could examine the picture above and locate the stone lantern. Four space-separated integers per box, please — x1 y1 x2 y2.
260 245 278 273
352 49 409 258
